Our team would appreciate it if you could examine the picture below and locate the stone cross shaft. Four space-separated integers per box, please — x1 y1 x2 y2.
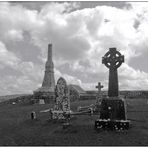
102 48 124 97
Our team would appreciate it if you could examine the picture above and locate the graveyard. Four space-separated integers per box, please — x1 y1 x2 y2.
0 98 148 146
1 1 148 146
0 47 148 146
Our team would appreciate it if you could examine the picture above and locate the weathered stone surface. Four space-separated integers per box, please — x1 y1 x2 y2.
96 82 103 104
52 77 70 120
95 48 130 130
42 44 55 89
54 77 70 112
33 44 55 102
102 48 124 97
100 97 126 120
95 97 130 130
95 119 130 130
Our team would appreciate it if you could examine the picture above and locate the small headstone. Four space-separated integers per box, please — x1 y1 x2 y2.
95 82 103 104
31 111 36 120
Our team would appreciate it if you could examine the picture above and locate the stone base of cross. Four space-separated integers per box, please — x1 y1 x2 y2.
95 97 131 130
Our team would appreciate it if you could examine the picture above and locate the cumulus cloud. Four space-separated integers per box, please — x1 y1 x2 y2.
5 29 23 41
0 2 148 95
119 63 148 90
0 41 20 68
0 40 44 95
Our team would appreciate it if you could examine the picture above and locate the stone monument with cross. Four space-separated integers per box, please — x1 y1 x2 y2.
95 82 103 104
95 48 130 130
52 77 71 120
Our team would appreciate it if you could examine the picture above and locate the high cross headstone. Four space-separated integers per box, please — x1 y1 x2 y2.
102 47 124 97
95 48 130 130
52 77 70 120
96 82 103 95
96 82 103 103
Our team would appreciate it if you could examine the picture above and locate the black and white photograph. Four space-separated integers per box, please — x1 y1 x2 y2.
0 0 148 146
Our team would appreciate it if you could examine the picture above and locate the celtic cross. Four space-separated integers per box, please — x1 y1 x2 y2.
102 48 124 97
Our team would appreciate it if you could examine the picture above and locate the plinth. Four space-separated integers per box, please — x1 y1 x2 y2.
95 97 130 130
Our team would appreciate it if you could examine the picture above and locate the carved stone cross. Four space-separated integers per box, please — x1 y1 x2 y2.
96 82 104 103
96 82 103 93
102 48 124 97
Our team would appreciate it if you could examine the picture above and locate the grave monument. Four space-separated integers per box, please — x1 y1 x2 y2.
51 77 71 120
95 48 130 130
96 82 103 103
33 44 55 103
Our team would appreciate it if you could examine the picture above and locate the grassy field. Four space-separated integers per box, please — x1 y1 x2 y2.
0 99 148 146
0 94 31 103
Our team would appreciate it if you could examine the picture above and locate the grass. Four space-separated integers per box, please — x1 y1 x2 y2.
0 94 31 103
0 99 148 146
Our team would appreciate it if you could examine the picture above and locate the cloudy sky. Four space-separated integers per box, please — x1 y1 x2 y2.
0 1 148 95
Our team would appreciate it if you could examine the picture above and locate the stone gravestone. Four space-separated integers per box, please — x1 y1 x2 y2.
52 77 70 120
96 82 103 103
95 48 130 130
31 111 36 120
95 82 103 113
